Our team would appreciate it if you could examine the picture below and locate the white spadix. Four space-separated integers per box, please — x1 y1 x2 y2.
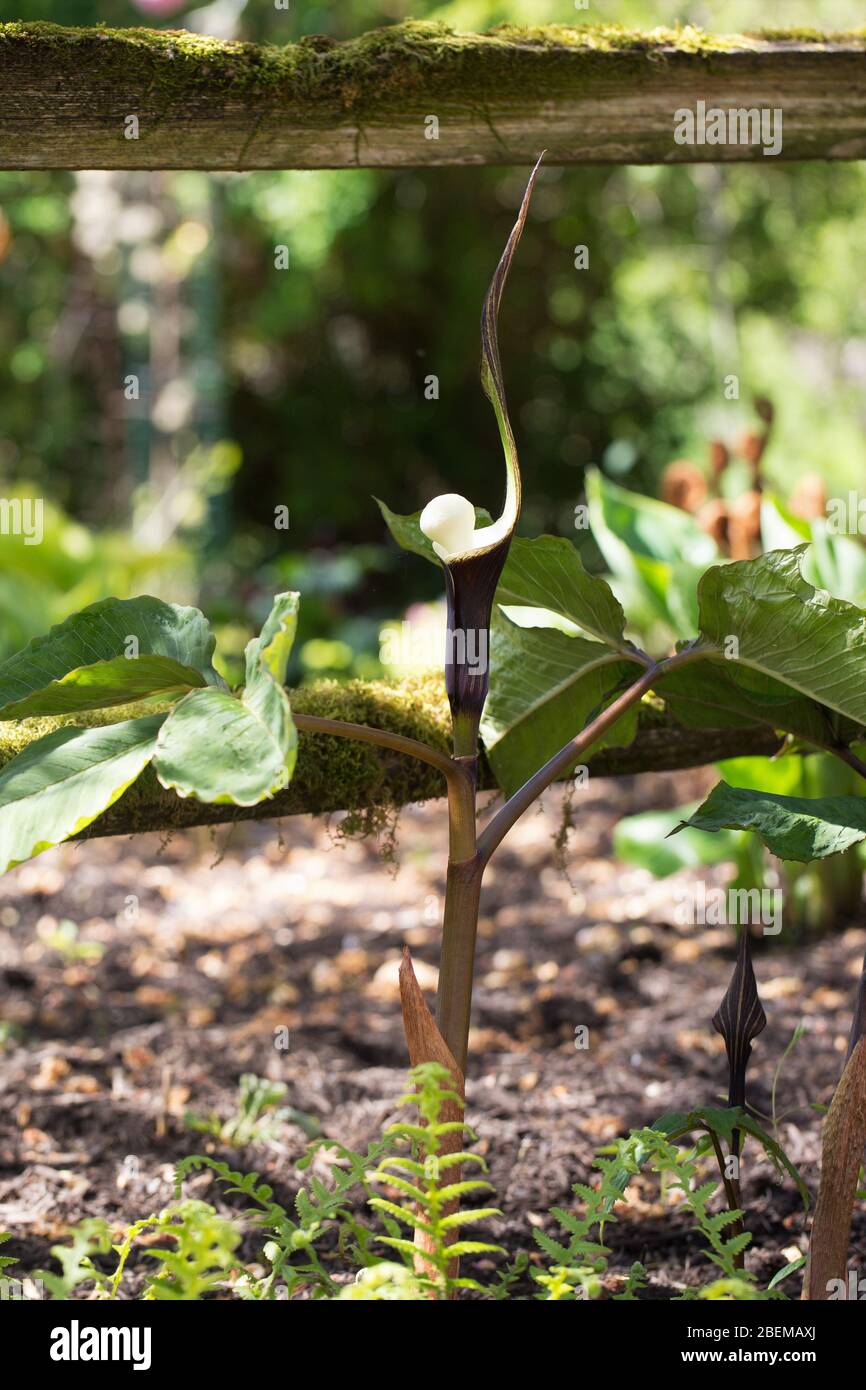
419 487 518 563
419 493 477 561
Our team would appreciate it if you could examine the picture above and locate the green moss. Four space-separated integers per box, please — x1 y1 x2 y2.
0 699 175 767
0 677 454 838
486 22 750 54
0 20 302 100
0 676 450 770
2 19 863 121
756 27 866 44
291 672 449 811
0 677 785 847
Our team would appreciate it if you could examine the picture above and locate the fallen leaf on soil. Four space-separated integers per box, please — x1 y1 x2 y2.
810 987 848 1010
761 976 801 1000
32 1056 70 1090
21 1127 52 1150
63 1075 102 1095
135 985 177 1009
310 960 342 993
122 1045 156 1072
676 1028 724 1055
580 1113 625 1140
370 953 438 1000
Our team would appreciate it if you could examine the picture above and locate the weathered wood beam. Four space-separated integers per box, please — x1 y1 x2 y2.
0 675 782 842
1 21 865 170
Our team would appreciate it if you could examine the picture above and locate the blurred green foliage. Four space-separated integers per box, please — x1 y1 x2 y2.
0 489 190 662
2 0 866 682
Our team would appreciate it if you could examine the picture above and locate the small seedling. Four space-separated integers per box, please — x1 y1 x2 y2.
184 1073 320 1148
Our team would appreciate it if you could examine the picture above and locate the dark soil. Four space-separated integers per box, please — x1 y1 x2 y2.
1 769 864 1299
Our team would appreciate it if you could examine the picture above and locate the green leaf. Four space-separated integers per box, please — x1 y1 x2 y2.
585 466 718 636
441 1240 504 1258
438 1208 502 1231
695 547 866 727
533 1230 573 1263
0 655 209 721
497 534 631 652
674 781 866 863
244 592 298 687
614 802 745 877
758 493 810 552
154 594 299 806
0 715 165 873
0 596 222 720
761 494 866 607
720 1232 752 1260
369 1199 429 1234
587 466 718 572
767 1255 806 1291
156 689 286 806
375 499 491 565
0 1231 16 1274
807 525 866 608
659 661 853 749
242 592 299 783
483 528 642 794
376 1237 425 1262
434 1180 495 1203
372 1174 427 1204
716 754 810 797
655 1106 810 1210
480 609 639 795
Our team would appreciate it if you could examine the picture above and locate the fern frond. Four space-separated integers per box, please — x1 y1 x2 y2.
435 1180 496 1203
368 1197 432 1234
367 1172 426 1204
439 1208 502 1231
445 1240 505 1258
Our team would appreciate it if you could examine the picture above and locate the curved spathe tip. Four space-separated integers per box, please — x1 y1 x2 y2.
420 155 544 569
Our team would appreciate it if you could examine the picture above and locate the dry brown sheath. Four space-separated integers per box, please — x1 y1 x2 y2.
399 947 465 1291
802 1037 866 1299
845 946 866 1063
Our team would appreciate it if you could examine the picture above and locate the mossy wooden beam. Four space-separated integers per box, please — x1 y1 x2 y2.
0 674 782 841
1 21 865 170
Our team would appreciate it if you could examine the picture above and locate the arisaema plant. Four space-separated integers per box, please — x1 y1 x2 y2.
2 159 866 1297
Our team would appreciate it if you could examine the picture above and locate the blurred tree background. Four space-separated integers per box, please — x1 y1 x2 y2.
1 0 865 684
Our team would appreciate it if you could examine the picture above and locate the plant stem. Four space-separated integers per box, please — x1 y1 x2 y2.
451 710 482 763
294 712 478 863
293 712 469 791
436 721 481 1068
435 646 708 1070
293 708 482 1067
306 649 706 1073
845 946 866 1062
707 1130 746 1271
708 1131 739 1219
831 744 866 784
435 854 483 1073
476 646 705 867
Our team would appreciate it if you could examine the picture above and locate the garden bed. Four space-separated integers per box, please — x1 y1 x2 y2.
1 769 861 1297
